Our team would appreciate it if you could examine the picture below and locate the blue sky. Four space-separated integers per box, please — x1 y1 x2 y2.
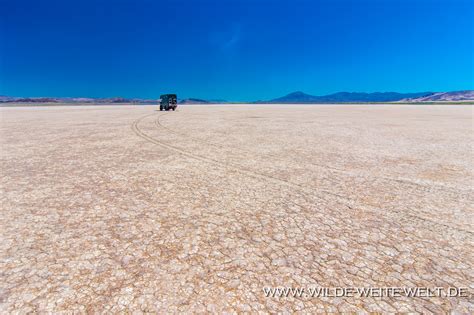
1 0 473 101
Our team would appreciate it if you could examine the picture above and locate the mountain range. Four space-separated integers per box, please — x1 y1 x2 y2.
267 91 474 103
0 96 157 104
1 90 473 104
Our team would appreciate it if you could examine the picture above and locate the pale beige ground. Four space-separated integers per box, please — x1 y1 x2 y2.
1 104 473 313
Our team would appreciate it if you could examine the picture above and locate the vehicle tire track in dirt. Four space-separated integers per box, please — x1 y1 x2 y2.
132 113 473 237
132 113 348 204
156 112 470 197
156 113 474 234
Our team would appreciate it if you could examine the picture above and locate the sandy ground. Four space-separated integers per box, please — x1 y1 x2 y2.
0 104 473 313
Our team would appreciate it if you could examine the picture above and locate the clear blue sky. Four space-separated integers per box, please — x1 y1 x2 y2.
1 0 473 101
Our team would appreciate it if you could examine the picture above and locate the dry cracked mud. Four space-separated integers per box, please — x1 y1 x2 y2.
1 104 473 313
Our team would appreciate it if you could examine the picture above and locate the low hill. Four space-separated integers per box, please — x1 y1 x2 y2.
0 96 157 104
179 98 227 104
401 90 474 102
179 98 211 104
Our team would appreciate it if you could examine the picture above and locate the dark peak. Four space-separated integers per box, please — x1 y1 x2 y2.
286 91 310 96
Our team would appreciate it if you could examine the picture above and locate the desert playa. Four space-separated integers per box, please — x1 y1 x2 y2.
0 104 473 312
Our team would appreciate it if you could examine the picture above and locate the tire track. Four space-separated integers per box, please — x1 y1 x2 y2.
132 113 474 237
132 113 350 204
156 112 470 198
156 112 474 233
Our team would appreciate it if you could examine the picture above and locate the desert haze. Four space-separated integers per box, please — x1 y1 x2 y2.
0 104 473 312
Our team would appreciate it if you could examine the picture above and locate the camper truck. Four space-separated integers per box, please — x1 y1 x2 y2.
159 94 177 111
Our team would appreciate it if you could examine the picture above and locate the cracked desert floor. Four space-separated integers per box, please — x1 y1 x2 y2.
1 104 473 313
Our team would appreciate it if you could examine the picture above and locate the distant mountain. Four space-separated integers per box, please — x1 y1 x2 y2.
179 98 211 104
271 91 320 103
0 95 20 102
0 96 158 104
0 96 227 105
401 90 474 102
270 91 433 103
179 98 227 104
2 97 59 103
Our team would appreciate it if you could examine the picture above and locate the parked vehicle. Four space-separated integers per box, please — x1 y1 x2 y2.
160 94 177 111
